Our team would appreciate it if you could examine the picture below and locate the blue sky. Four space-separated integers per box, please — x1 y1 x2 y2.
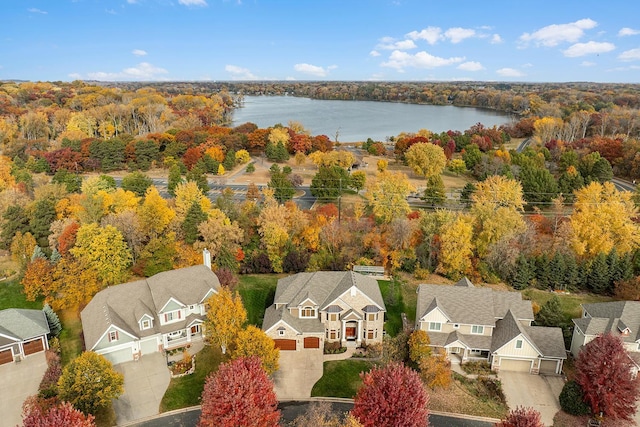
2 0 640 83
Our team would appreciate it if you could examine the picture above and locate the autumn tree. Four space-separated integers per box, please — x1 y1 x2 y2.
496 406 543 427
231 325 280 375
205 287 247 354
436 212 474 279
365 171 415 224
575 333 640 421
137 186 175 239
49 256 102 309
120 171 153 197
418 349 452 389
22 400 96 427
70 223 132 285
352 363 430 427
408 330 432 364
405 142 447 180
22 257 54 301
569 181 640 258
291 402 363 427
58 352 124 415
199 356 280 427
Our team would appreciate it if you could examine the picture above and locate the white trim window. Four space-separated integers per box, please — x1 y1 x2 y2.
300 306 316 318
515 339 523 349
164 310 182 323
453 323 460 329
428 322 442 331
471 325 484 335
108 331 119 342
278 329 285 337
141 319 152 330
367 313 377 321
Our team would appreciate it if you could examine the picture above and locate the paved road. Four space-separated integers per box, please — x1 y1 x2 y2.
125 403 495 427
612 177 637 192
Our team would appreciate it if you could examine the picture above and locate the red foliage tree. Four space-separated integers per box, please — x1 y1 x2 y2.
288 133 312 154
183 146 203 170
575 333 640 421
311 134 333 152
58 222 80 255
22 399 96 427
199 356 280 427
352 362 429 427
42 148 84 173
497 406 543 427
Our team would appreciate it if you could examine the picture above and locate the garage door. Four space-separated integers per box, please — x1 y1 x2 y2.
304 337 320 349
23 339 44 356
539 359 560 375
103 347 133 365
274 339 296 351
500 358 532 372
0 349 13 365
140 338 159 355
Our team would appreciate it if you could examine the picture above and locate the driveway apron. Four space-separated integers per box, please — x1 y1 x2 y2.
498 372 564 427
272 348 324 400
0 351 47 427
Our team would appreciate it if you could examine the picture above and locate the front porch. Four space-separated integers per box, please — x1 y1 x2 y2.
445 345 490 364
162 322 204 351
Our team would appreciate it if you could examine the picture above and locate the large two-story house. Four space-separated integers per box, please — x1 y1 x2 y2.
416 278 566 375
571 301 640 376
81 264 220 365
263 271 386 351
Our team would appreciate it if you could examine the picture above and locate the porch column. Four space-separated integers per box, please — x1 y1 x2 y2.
341 321 346 347
356 319 363 345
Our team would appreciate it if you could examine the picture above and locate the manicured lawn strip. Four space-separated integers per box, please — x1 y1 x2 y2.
0 278 42 310
311 360 374 398
59 307 84 366
522 288 614 321
238 274 279 326
379 279 408 336
160 345 224 412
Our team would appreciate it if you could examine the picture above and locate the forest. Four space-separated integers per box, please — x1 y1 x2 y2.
0 79 639 324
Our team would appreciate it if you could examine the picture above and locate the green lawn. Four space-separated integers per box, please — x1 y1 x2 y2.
160 345 224 412
0 278 42 310
311 360 375 398
238 274 279 326
59 308 84 365
522 288 614 321
379 279 416 336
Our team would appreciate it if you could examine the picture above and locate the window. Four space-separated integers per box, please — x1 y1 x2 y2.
329 313 339 321
141 319 151 330
471 325 484 334
164 311 182 322
329 330 337 340
301 306 316 318
428 322 441 331
367 330 374 340
367 313 376 321
108 331 118 342
189 304 196 311
453 324 460 329
515 339 523 349
278 329 285 337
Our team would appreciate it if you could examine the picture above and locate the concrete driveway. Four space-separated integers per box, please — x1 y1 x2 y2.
499 372 565 427
0 351 47 427
113 352 171 426
272 348 324 399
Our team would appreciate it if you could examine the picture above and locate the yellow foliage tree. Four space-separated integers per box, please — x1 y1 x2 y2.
418 349 452 389
408 330 432 364
138 186 175 238
21 257 54 302
10 231 37 272
173 181 211 220
205 145 225 162
217 164 225 175
376 159 388 172
404 142 447 180
569 181 640 258
195 208 244 263
50 256 102 309
235 149 251 164
0 155 15 191
436 213 475 279
231 325 280 375
205 287 247 354
365 171 415 224
268 127 290 146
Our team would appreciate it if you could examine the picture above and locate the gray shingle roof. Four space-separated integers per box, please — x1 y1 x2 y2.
524 326 567 359
81 265 220 351
416 282 533 327
262 305 325 334
491 309 534 353
580 301 640 343
0 309 49 340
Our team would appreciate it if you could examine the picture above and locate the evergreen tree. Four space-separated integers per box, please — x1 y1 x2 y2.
423 175 446 206
310 165 350 202
268 164 295 203
186 164 209 194
535 296 564 327
563 253 580 290
43 303 62 337
31 245 47 261
133 139 159 171
608 250 634 286
512 255 534 290
519 164 559 206
459 182 476 208
588 253 610 294
121 171 153 197
245 163 255 174
223 148 236 170
535 254 552 289
50 248 61 264
1 205 30 249
548 252 566 290
167 163 183 197
30 198 56 247
181 202 208 244
201 154 220 174
52 169 82 193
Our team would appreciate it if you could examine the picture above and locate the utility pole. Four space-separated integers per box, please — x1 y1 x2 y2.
338 178 342 223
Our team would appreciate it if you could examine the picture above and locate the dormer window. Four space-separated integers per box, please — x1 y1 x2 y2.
109 331 119 342
141 319 152 330
301 306 316 318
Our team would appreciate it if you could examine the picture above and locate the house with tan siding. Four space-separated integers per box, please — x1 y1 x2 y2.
262 271 386 351
416 278 566 375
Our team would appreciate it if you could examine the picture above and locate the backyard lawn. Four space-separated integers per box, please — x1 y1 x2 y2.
311 360 375 398
238 274 280 326
379 278 417 336
0 278 42 310
522 288 614 321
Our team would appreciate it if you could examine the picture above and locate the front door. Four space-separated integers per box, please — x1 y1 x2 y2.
345 321 357 340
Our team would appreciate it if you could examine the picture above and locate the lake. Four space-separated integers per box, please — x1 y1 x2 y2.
231 95 512 142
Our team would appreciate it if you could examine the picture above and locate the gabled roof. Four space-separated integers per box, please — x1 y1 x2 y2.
262 305 324 334
524 326 567 359
81 265 220 351
454 277 475 288
491 309 539 353
0 309 49 340
273 271 385 312
416 282 533 327
580 301 640 343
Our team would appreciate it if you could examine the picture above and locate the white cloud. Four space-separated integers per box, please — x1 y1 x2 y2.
178 0 207 6
86 62 169 81
618 27 640 37
491 34 503 44
581 61 596 67
496 68 525 77
225 65 258 80
369 50 381 57
457 61 484 71
294 63 330 77
618 48 640 61
27 8 47 14
444 27 476 44
132 49 148 57
406 27 442 45
376 38 416 50
381 50 465 71
563 41 615 57
68 73 82 79
519 18 597 47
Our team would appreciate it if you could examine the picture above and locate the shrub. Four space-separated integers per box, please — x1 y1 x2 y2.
559 380 591 416
477 375 505 404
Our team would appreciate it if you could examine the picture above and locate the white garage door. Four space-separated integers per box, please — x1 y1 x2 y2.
500 358 532 373
140 338 159 355
539 359 560 375
103 347 133 365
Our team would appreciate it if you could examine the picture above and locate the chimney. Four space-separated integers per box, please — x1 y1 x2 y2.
203 248 211 269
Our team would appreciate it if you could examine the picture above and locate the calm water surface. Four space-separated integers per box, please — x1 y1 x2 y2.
232 95 511 142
